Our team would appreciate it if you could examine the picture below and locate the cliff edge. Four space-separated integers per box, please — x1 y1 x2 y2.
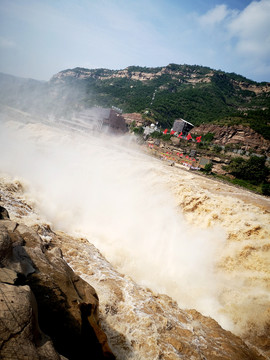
0 205 115 360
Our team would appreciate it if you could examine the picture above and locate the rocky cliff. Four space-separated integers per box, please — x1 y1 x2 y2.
0 177 266 360
51 66 269 94
50 66 215 85
191 124 270 153
0 205 115 360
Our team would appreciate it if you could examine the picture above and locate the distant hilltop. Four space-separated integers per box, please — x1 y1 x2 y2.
50 64 270 140
51 64 269 88
1 63 270 141
51 64 270 96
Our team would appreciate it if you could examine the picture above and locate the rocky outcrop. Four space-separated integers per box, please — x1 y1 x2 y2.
0 281 65 360
0 206 9 220
50 66 269 94
122 112 144 126
236 80 270 95
50 66 213 84
192 124 270 152
0 209 115 360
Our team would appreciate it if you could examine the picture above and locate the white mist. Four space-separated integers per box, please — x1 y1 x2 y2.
0 119 227 326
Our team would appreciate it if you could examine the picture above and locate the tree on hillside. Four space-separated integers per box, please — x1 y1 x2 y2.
204 163 213 174
226 156 269 184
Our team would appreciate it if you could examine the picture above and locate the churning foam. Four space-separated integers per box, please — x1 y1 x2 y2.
0 118 245 332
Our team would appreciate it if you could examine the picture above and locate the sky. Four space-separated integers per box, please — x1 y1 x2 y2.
0 0 269 82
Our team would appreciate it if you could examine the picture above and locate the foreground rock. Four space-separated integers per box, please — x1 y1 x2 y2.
0 208 115 360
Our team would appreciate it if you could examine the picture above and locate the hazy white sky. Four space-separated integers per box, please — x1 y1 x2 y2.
0 0 269 82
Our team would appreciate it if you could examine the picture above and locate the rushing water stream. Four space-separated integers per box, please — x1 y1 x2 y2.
1 116 270 357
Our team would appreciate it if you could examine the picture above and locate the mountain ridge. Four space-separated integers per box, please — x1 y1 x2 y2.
51 64 264 83
1 63 270 140
49 64 270 139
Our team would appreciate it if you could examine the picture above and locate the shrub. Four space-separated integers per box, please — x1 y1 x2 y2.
262 183 270 196
161 134 172 141
226 155 269 184
133 126 144 135
150 131 162 139
203 132 215 143
204 163 213 173
213 145 222 153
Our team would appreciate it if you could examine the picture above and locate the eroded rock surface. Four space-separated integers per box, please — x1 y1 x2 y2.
0 207 115 360
192 124 270 152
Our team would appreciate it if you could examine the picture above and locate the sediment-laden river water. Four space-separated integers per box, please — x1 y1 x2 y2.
0 117 269 358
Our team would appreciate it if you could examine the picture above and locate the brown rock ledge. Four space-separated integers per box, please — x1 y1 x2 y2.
0 208 115 360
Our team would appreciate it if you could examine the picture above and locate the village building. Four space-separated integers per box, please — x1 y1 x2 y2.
172 118 194 136
198 157 212 169
103 108 127 133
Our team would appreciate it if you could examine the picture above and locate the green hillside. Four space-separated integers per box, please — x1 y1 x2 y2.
51 64 270 139
1 64 270 139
